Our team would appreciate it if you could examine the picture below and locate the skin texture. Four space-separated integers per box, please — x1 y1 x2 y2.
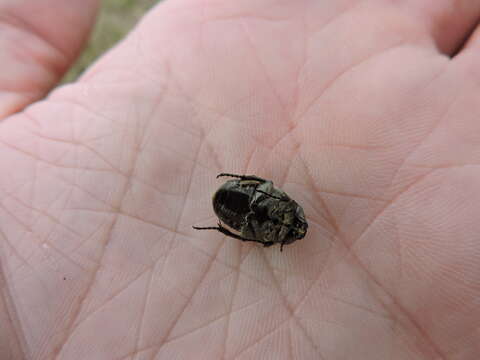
1 0 480 359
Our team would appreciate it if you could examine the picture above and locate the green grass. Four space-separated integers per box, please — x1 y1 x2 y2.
63 0 161 82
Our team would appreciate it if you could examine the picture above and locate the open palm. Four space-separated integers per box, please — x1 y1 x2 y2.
1 0 480 359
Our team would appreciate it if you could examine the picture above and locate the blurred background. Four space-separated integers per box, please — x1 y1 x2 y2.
63 0 162 82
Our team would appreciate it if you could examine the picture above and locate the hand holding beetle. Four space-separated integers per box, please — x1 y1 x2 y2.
1 1 480 359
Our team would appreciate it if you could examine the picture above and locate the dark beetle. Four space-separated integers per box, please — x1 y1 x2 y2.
193 173 308 251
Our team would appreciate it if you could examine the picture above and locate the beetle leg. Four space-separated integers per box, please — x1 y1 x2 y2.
255 189 286 200
241 214 260 240
193 224 264 245
192 226 221 231
216 173 267 183
251 181 275 204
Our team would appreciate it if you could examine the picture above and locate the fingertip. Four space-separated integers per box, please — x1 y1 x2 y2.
400 0 480 56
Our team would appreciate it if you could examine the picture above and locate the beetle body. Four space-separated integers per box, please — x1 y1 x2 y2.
193 173 308 251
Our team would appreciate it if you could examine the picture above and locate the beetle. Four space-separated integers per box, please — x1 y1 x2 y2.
193 173 308 251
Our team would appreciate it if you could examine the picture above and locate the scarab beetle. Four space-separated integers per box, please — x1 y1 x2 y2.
193 173 308 251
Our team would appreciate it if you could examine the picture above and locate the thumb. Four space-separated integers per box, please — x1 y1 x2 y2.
0 0 99 118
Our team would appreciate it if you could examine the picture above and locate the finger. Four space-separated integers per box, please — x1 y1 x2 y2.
0 0 99 118
399 0 480 56
440 22 480 111
457 19 480 54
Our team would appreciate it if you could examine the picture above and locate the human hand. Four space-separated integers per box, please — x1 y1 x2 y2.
1 0 480 359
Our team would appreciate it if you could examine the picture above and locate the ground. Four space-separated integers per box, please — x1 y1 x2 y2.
62 0 160 83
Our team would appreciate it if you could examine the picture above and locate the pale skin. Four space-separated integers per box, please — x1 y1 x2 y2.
1 0 480 359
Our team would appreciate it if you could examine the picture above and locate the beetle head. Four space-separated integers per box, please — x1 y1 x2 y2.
292 205 308 239
281 205 308 244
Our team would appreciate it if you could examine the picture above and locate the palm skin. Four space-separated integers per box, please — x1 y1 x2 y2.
1 0 480 359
